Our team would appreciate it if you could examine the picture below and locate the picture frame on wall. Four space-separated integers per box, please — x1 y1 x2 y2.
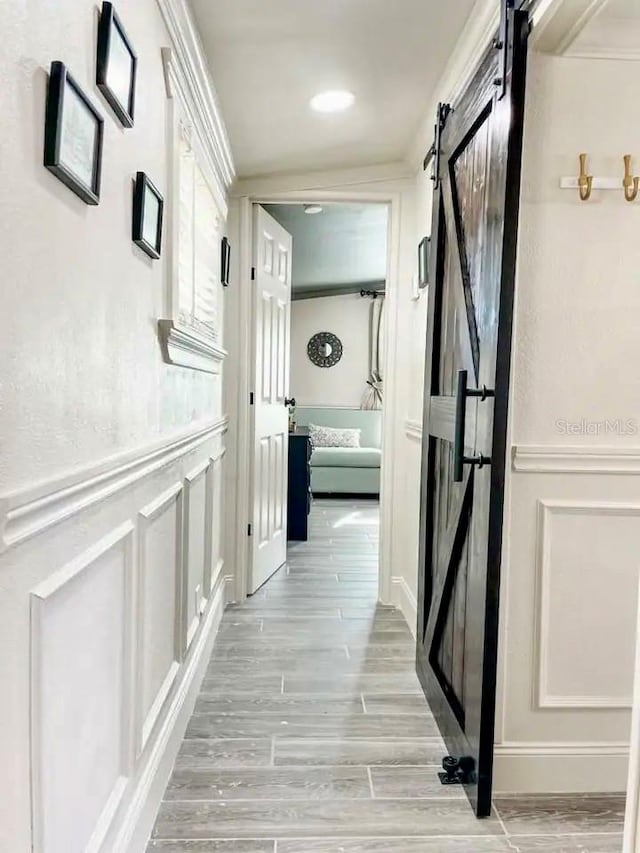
221 236 231 287
418 236 430 288
132 172 164 259
96 1 137 128
43 61 104 205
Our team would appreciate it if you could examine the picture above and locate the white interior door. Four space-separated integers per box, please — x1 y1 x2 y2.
249 205 292 594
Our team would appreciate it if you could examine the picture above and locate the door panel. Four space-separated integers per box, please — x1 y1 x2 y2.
249 206 292 594
417 6 529 817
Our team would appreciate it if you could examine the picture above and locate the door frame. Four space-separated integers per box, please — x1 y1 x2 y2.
230 187 402 604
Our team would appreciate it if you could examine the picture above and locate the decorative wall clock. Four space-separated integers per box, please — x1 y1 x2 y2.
307 332 343 368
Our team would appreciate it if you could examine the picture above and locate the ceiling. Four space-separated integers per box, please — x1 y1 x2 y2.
263 203 388 296
189 0 476 177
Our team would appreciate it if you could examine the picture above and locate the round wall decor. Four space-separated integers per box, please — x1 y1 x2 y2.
307 332 343 368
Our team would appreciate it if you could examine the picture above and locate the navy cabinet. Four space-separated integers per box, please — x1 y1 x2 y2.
287 431 311 541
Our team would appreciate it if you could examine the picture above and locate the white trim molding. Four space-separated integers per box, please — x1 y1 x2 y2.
513 444 640 474
624 588 640 852
405 419 423 442
111 577 225 853
391 576 418 640
494 740 630 794
30 522 136 853
156 5 234 192
157 320 227 374
407 0 499 168
136 483 184 754
0 417 228 553
535 498 640 710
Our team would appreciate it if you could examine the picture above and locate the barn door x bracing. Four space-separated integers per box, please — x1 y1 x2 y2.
416 4 529 817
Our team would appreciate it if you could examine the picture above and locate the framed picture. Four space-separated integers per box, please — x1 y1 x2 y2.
44 61 104 205
97 2 137 127
132 172 164 259
418 236 430 288
221 236 231 287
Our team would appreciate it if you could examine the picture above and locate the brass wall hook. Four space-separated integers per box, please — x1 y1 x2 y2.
578 153 593 201
623 155 639 202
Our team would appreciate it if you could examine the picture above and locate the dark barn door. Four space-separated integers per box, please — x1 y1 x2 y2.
416 5 529 818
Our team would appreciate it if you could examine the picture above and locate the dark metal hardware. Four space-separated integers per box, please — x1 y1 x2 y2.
438 755 476 785
495 0 515 100
284 397 296 407
453 369 494 482
431 102 452 189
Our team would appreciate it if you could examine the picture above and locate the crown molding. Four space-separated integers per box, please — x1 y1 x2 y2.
156 0 235 191
407 0 500 169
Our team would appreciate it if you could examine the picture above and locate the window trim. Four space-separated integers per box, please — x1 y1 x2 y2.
158 47 229 373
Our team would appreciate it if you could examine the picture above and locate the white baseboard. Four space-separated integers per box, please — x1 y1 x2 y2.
493 742 630 793
390 575 418 640
109 579 226 853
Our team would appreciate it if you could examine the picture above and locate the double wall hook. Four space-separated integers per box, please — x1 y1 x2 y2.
578 153 593 201
623 155 639 202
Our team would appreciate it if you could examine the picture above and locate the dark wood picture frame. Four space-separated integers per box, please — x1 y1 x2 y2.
221 236 231 287
97 1 137 128
132 172 164 259
418 236 430 288
44 61 104 205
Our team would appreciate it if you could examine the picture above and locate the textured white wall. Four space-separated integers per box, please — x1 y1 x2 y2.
290 294 371 408
494 50 640 792
0 0 220 495
0 2 228 850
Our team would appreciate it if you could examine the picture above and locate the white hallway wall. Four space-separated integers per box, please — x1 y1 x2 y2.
290 293 371 408
0 1 230 850
494 49 640 792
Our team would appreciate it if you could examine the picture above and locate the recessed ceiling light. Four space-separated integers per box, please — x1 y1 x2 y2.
310 90 355 113
304 204 323 215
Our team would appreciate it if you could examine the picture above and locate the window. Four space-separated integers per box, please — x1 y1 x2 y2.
158 47 230 374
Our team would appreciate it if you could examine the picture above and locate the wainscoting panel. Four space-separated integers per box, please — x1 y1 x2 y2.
137 484 184 753
536 499 640 710
207 449 226 597
30 522 136 853
497 448 640 792
183 460 211 651
4 418 230 852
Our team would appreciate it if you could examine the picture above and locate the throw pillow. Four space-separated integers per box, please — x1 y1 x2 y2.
309 424 361 448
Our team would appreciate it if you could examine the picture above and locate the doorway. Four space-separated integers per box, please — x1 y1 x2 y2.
240 197 396 601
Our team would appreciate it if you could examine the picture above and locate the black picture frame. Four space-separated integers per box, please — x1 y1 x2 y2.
97 2 137 128
221 236 231 287
418 236 430 288
132 172 164 259
44 61 104 205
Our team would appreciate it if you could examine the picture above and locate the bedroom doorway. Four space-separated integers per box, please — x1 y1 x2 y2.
259 201 388 605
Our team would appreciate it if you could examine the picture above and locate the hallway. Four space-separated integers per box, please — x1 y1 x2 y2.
148 501 625 851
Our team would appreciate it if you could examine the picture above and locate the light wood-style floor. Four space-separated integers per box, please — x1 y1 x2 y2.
149 499 624 852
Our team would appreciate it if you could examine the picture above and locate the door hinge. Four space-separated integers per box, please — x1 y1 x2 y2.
251 266 256 281
249 391 254 405
247 523 252 536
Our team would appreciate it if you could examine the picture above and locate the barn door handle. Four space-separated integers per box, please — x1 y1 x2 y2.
453 370 494 482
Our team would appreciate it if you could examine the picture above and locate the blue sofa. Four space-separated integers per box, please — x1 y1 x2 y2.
295 407 382 495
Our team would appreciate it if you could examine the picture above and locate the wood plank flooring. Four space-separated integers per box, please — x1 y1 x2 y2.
149 499 624 852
